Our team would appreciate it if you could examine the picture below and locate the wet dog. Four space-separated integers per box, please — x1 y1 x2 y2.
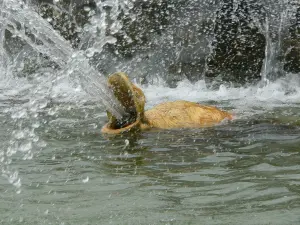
102 72 232 134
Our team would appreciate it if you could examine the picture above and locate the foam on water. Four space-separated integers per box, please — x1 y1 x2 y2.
142 74 300 117
26 70 300 120
3 69 299 114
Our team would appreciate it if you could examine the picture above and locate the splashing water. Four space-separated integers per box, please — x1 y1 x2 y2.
1 1 300 224
0 0 125 118
0 0 129 192
0 0 300 195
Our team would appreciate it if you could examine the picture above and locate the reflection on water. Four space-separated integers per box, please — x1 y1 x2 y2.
1 99 299 225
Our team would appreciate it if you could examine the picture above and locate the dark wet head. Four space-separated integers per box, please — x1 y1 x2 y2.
106 72 145 129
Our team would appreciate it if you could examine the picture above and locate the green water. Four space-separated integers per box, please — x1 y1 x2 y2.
1 100 300 225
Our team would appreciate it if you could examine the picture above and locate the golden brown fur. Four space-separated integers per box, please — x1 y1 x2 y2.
143 101 232 129
101 72 232 134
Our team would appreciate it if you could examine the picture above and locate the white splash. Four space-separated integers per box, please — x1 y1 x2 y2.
142 74 300 117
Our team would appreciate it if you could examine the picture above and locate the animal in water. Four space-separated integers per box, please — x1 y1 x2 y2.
101 72 233 134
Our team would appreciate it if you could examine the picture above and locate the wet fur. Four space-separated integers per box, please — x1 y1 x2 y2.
102 73 232 134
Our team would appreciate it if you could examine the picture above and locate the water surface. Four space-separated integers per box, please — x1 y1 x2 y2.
1 77 300 225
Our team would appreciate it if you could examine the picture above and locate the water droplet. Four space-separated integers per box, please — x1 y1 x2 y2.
19 141 32 152
82 176 89 183
33 136 39 142
32 122 40 128
84 6 91 12
13 131 25 139
38 100 48 109
12 177 21 189
11 109 27 119
123 139 129 149
48 108 57 116
37 140 47 147
23 152 33 160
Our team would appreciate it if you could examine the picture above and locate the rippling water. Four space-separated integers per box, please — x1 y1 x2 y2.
1 0 300 223
1 76 300 225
